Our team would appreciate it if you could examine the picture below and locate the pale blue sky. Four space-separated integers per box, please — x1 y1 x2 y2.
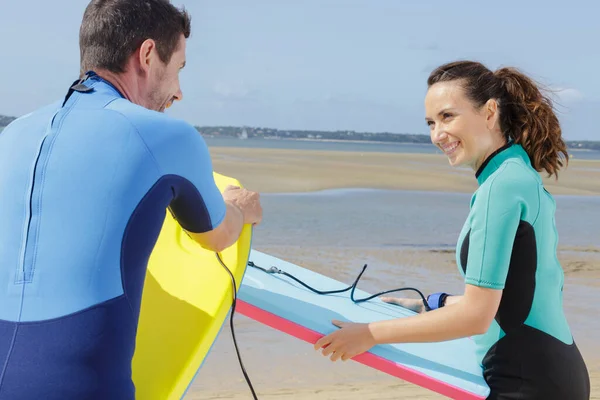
0 0 597 139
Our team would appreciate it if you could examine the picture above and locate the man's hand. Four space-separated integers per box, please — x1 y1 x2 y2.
222 185 263 226
184 185 262 253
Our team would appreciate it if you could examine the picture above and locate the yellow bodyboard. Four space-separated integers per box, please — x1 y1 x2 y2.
131 172 253 399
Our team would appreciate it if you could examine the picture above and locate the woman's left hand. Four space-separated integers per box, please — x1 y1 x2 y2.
314 320 377 362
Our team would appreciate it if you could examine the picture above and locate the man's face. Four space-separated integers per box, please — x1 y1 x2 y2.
147 34 186 112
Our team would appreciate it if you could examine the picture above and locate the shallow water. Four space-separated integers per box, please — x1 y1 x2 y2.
252 188 600 249
204 137 600 161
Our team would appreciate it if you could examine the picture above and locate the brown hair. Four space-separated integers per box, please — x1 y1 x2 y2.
79 0 192 74
427 60 568 178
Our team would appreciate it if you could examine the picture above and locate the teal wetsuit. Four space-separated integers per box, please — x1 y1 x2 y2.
454 143 590 399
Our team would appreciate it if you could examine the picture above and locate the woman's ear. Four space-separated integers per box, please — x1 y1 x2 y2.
484 98 500 132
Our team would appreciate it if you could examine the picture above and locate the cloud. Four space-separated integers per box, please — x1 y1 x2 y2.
552 87 584 104
293 92 401 113
408 42 440 51
406 36 440 51
212 80 257 100
543 86 585 117
421 63 440 74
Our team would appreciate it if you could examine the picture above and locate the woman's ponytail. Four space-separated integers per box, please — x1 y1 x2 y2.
494 67 569 178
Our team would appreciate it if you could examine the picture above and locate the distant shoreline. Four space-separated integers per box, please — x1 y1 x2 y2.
252 137 435 146
202 135 600 152
2 115 600 152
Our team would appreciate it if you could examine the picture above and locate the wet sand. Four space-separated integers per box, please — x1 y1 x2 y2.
189 147 600 399
209 147 600 196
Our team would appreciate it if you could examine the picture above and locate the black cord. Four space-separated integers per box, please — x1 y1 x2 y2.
215 253 258 400
248 262 357 296
212 256 430 400
247 261 431 312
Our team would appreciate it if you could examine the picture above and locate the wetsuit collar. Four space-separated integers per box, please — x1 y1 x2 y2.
82 71 126 99
62 70 126 107
475 141 531 185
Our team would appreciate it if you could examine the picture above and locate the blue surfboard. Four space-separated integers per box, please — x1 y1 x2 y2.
237 249 490 399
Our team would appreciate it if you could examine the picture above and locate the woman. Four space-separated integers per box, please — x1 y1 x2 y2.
314 60 591 399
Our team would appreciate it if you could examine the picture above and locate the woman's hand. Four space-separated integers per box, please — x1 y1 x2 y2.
314 320 377 362
380 296 427 314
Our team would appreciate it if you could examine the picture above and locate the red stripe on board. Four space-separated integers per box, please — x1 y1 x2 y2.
236 300 486 400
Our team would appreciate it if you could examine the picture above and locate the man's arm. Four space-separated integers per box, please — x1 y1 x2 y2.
185 186 262 252
143 119 262 252
185 200 244 253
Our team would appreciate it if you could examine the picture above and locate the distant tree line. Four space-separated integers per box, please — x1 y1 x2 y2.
194 125 600 149
569 141 600 151
0 115 16 127
1 114 598 150
195 125 432 144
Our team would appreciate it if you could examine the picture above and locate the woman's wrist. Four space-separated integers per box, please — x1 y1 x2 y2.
426 292 451 310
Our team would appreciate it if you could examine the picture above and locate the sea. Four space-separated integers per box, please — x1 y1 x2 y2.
204 136 600 160
204 136 600 250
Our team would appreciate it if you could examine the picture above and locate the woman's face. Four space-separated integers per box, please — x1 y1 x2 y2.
424 80 503 171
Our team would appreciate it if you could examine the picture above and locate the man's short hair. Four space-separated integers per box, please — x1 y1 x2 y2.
79 0 191 74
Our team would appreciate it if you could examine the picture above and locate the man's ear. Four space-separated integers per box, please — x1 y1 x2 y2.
137 39 157 76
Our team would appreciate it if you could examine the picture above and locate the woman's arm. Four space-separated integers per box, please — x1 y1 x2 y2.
444 295 462 306
315 285 500 361
315 174 525 362
380 293 463 313
371 285 500 344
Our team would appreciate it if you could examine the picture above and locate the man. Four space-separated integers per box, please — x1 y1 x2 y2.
0 1 262 399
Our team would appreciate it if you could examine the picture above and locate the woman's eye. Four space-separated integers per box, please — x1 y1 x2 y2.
442 113 452 120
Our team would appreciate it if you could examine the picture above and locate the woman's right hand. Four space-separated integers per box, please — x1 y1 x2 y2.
380 297 427 314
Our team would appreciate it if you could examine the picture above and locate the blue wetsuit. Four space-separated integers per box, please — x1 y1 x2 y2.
0 73 226 399
455 143 590 399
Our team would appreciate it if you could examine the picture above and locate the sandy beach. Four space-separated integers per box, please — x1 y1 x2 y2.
209 147 600 196
189 146 600 399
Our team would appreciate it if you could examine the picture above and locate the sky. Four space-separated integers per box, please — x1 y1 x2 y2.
0 0 598 140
